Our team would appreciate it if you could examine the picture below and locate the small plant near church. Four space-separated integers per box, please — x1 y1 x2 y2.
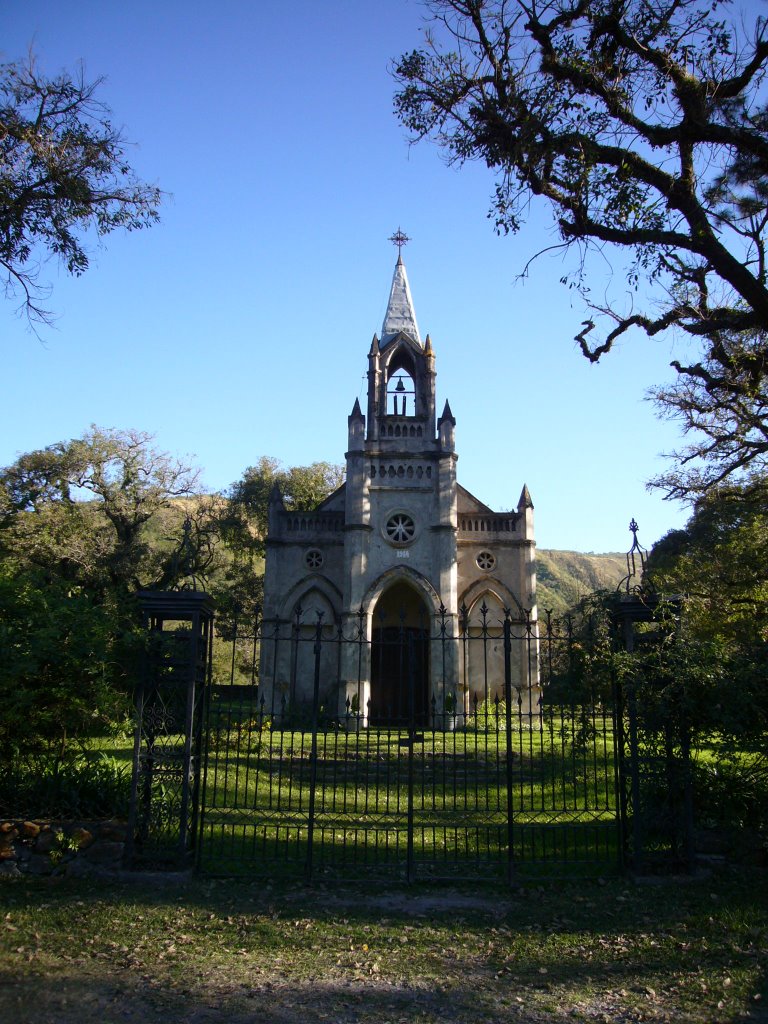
48 831 80 866
208 715 271 753
467 695 508 733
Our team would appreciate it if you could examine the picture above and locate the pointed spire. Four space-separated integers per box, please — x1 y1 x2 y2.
438 399 456 425
381 258 421 347
369 333 380 356
349 397 364 420
518 484 533 510
425 333 433 354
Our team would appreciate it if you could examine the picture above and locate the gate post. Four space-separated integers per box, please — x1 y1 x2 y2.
304 613 324 884
406 629 417 884
503 613 516 886
608 519 686 874
125 590 215 869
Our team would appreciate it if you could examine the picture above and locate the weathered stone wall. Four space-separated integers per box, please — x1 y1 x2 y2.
0 819 127 879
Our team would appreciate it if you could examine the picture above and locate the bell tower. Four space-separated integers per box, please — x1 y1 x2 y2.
365 249 437 445
260 233 537 722
340 236 460 717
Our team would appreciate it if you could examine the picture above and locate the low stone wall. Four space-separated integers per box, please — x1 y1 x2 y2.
0 819 128 879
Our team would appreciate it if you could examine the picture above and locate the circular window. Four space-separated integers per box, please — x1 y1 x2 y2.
476 550 496 572
385 512 416 546
305 548 324 570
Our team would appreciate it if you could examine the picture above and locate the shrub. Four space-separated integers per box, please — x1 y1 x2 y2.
692 756 768 834
467 696 508 733
0 751 131 819
0 565 133 759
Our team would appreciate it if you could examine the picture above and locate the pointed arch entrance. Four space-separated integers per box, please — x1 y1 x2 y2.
370 580 430 726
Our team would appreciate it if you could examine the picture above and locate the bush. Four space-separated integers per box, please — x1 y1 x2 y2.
692 756 768 834
467 696 508 733
0 565 134 759
0 752 131 819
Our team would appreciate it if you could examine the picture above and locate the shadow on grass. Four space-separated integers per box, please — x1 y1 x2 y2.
0 966 512 1024
0 868 766 1024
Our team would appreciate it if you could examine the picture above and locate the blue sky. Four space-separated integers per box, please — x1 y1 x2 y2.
2 0 722 553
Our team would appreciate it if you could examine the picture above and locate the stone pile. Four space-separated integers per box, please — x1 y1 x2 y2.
0 819 128 878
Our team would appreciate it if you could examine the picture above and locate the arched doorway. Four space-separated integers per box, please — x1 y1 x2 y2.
370 581 430 726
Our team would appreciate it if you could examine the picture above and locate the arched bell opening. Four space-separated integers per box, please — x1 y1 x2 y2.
387 368 415 416
370 580 430 727
381 345 421 418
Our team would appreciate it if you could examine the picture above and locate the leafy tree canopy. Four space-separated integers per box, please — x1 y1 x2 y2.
650 326 768 497
222 456 345 558
0 55 161 327
394 0 768 497
647 478 768 644
0 426 203 596
644 480 768 754
0 562 130 757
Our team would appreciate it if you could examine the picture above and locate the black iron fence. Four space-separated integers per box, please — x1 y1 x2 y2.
197 607 623 882
128 598 695 881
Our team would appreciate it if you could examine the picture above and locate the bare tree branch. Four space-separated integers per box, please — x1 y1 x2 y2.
0 54 162 329
394 0 768 497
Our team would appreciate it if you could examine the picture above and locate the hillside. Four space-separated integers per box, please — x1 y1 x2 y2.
535 549 628 616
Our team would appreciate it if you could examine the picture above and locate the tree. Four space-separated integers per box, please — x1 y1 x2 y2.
0 426 203 596
0 54 161 327
393 0 768 495
650 327 768 497
647 480 768 645
223 456 345 559
644 484 768 814
0 562 129 758
0 429 229 774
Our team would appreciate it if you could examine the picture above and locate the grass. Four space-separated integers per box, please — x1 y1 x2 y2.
0 865 765 1023
198 712 620 880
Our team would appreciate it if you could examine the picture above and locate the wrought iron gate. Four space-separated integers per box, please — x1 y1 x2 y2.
197 610 622 881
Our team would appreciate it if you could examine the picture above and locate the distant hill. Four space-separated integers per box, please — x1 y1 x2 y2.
535 549 628 616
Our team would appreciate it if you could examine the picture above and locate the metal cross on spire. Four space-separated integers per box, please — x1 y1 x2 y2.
388 227 411 254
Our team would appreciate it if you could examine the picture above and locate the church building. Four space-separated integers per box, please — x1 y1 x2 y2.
260 248 538 723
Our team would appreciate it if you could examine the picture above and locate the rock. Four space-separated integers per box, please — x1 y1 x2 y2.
83 841 125 865
98 823 128 842
65 857 94 878
0 828 18 860
21 821 41 839
27 855 55 876
0 862 22 879
69 827 94 850
34 830 60 855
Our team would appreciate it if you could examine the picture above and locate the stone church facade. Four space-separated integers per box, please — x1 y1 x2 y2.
260 254 538 723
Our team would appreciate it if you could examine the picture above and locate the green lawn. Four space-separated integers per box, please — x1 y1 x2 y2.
198 711 619 880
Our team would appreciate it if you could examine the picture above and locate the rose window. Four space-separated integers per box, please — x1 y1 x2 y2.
385 512 415 545
305 548 324 570
476 550 496 571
